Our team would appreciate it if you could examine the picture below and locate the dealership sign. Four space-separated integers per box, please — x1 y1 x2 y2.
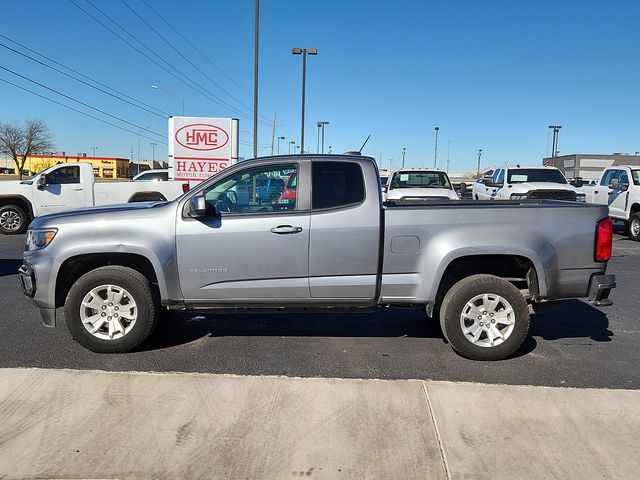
168 116 239 182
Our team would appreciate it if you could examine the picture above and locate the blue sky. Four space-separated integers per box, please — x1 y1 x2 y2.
1 0 639 172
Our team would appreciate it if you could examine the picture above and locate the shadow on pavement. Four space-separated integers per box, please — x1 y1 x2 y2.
143 308 441 351
142 299 612 354
0 259 22 277
531 299 613 342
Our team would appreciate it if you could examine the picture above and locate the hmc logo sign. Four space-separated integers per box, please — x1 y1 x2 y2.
168 116 238 182
175 123 229 151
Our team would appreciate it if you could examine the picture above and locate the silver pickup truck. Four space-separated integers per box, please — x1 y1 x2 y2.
19 155 616 360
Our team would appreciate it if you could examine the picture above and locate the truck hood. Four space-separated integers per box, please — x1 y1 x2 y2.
30 201 171 229
0 179 31 193
386 187 458 200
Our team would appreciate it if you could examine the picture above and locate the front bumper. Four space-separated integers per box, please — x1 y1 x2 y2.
588 274 616 307
19 260 57 327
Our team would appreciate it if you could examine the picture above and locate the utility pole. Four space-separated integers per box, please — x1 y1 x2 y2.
433 126 440 168
253 0 259 158
90 146 97 157
548 125 562 157
401 147 406 168
270 113 277 155
476 149 483 177
149 142 158 161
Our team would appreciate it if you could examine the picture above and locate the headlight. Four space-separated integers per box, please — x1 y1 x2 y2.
510 194 529 200
25 228 57 251
576 194 586 202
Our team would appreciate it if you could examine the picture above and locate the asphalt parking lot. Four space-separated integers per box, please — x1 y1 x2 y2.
1 228 638 389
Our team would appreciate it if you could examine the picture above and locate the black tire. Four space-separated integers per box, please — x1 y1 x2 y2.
439 274 530 361
64 266 159 353
0 204 28 235
629 213 640 242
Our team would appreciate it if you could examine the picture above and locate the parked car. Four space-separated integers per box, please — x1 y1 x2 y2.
384 168 459 201
489 166 586 201
20 155 615 361
0 162 188 234
580 166 640 241
131 169 169 182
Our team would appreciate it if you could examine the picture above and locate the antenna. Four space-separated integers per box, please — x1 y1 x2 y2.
358 134 371 153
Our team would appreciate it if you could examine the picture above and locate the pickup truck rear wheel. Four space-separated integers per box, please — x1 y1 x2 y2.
0 204 28 235
629 213 640 241
64 266 159 353
439 274 530 361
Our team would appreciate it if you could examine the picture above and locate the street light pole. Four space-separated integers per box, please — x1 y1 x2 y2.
289 141 295 155
253 0 259 158
149 142 158 161
292 48 317 154
137 124 156 176
90 146 97 157
317 122 321 154
548 125 562 157
277 136 285 155
151 85 184 115
476 149 483 177
401 147 406 168
318 121 329 153
434 126 440 168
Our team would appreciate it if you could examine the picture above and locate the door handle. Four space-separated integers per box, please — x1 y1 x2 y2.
594 190 599 194
270 225 302 234
73 187 84 191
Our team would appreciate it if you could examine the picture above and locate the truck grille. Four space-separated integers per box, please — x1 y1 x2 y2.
527 190 576 201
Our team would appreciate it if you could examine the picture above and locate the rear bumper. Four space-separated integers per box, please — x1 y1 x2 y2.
587 274 616 307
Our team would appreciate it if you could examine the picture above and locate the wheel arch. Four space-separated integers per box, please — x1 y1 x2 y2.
0 194 34 217
55 252 166 309
128 191 167 203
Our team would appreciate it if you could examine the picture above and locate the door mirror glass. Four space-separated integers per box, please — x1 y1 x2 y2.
37 175 47 190
573 178 584 188
188 193 211 218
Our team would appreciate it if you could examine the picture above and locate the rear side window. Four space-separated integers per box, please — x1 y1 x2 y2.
312 161 365 209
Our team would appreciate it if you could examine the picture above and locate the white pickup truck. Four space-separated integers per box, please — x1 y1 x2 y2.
580 166 640 241
0 162 188 234
488 166 586 202
383 168 459 201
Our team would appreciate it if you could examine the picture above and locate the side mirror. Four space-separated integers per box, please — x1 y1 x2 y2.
188 193 213 218
37 175 47 190
382 185 388 193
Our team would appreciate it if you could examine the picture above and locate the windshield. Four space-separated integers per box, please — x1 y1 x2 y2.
506 168 567 184
632 170 640 185
390 171 451 189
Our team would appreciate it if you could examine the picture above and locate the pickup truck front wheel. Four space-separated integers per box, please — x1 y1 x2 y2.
439 275 530 361
0 204 28 235
629 213 640 242
64 266 159 353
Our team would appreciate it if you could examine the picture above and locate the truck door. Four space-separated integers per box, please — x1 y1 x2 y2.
608 170 630 219
593 169 618 205
308 160 380 300
175 161 311 302
33 165 88 216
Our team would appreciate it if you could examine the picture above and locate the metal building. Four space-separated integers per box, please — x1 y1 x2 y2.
543 154 640 182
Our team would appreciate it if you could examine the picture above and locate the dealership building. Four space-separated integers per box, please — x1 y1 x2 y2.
543 153 640 182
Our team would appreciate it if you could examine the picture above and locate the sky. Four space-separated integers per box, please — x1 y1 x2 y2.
1 0 639 173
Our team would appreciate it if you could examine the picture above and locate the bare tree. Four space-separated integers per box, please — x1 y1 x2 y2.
0 119 54 179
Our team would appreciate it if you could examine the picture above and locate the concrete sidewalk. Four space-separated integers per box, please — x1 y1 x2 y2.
0 368 638 479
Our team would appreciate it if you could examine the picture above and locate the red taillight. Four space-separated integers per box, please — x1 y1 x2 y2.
281 187 296 200
182 183 190 193
595 217 613 262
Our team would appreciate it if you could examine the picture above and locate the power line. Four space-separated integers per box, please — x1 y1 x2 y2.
72 0 261 122
0 77 166 145
0 41 168 119
0 64 165 139
0 34 168 118
120 0 257 119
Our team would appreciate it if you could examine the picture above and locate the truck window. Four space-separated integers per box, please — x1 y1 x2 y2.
618 172 629 188
495 169 505 186
631 170 640 185
389 171 451 189
312 161 364 209
203 163 298 214
506 169 567 184
600 170 618 187
48 166 80 184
